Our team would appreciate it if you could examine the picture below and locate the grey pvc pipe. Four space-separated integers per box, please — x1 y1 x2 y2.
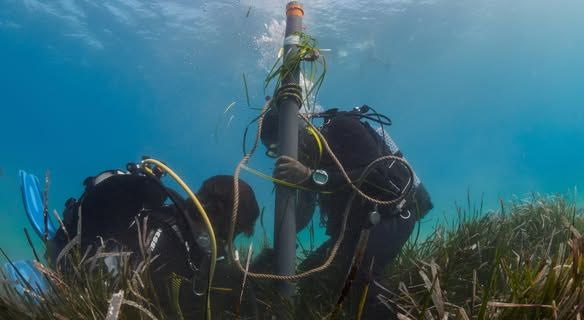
274 0 303 302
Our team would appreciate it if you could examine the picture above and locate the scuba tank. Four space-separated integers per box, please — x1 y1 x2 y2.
316 105 433 219
48 162 211 281
361 107 433 218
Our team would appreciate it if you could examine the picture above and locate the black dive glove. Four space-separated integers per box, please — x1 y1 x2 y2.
273 156 313 185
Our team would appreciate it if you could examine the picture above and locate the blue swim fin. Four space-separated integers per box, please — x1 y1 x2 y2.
3 260 49 296
19 170 57 240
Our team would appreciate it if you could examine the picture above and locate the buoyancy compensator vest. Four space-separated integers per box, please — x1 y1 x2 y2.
316 105 433 220
47 162 210 280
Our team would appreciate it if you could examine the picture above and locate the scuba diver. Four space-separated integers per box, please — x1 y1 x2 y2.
260 104 433 318
46 160 260 319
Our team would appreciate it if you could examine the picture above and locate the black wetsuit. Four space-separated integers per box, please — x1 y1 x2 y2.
47 172 222 319
50 173 195 267
298 112 433 319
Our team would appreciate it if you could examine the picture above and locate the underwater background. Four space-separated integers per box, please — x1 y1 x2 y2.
0 0 583 260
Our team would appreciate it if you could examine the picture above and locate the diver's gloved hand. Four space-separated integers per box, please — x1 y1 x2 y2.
273 156 313 185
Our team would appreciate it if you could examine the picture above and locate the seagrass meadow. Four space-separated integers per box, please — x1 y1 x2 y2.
1 194 582 320
2 1 584 319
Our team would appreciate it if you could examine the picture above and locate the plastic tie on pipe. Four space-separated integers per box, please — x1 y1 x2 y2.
284 35 300 46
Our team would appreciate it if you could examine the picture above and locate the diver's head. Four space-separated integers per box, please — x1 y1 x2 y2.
192 175 259 241
260 106 280 157
260 107 319 164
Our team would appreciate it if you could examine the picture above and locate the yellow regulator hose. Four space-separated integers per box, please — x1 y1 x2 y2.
141 158 217 320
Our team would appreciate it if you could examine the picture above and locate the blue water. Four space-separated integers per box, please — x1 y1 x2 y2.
1 0 583 261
